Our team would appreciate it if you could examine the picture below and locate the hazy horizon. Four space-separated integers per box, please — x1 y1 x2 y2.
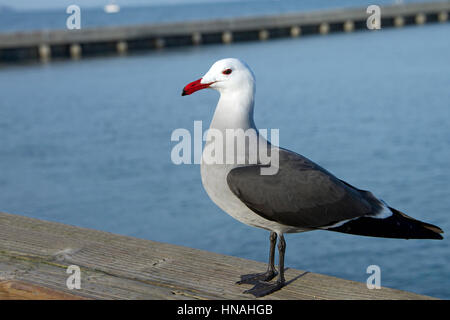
0 0 246 11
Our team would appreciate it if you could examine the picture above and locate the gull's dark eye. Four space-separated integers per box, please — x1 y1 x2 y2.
222 68 232 75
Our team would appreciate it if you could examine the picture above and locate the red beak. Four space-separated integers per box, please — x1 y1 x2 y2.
181 78 213 96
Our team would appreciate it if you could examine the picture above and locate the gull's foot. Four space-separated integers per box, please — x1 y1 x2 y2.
244 280 284 297
236 270 277 285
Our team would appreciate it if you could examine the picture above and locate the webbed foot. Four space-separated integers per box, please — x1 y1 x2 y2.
243 279 284 297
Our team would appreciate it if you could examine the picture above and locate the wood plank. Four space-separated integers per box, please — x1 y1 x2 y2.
0 212 436 300
0 280 86 300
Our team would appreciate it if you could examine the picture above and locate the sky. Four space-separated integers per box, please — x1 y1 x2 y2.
0 0 226 10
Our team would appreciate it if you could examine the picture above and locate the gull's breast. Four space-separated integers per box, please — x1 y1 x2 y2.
200 161 303 234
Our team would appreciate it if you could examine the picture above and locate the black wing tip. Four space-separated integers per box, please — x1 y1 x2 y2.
389 207 444 239
432 233 444 240
422 224 444 239
327 210 444 240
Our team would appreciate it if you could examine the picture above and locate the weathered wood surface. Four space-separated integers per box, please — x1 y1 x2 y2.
0 212 436 300
0 280 86 300
0 1 449 49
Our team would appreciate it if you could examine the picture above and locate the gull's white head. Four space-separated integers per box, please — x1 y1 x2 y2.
182 58 255 96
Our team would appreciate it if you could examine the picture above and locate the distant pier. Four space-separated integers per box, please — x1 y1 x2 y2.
0 1 449 63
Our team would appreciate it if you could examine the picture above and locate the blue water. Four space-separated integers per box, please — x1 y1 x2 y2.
0 0 441 32
1 10 450 298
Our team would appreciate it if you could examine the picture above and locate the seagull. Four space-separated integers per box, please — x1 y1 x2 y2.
181 58 443 297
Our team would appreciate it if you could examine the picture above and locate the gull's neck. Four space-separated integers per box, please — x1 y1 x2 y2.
202 81 274 170
210 87 256 131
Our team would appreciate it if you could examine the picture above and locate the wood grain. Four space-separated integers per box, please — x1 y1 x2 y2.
0 280 86 300
0 212 436 300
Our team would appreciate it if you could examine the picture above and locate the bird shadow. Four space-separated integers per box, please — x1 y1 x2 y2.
284 268 310 286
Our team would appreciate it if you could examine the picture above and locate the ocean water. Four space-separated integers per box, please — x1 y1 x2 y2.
0 0 440 32
1 20 449 297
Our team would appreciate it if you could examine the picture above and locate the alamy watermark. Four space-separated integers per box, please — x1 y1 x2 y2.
66 265 81 290
170 121 279 175
366 264 381 289
367 5 381 30
66 5 81 30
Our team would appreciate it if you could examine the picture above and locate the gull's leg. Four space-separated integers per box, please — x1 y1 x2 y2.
236 231 278 285
277 234 286 284
244 234 286 297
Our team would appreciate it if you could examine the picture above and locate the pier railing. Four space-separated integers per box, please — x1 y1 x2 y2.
0 211 437 299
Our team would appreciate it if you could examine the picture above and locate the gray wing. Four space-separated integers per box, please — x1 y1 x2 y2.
226 148 383 229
